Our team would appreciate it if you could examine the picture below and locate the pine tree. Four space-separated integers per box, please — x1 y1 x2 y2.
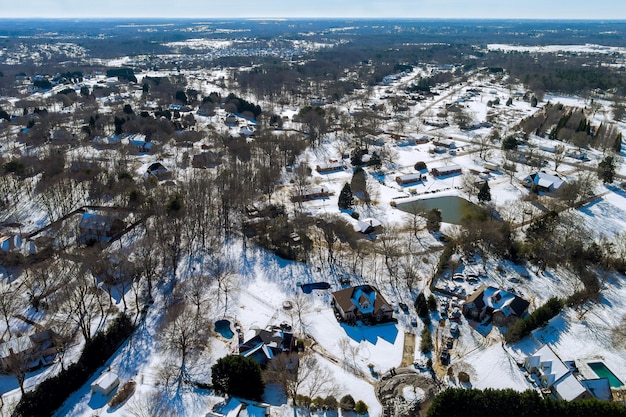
338 183 354 210
478 181 492 202
598 155 616 184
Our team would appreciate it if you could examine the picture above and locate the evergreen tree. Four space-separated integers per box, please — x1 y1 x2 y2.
426 209 442 233
368 151 382 170
598 155 616 184
211 355 265 401
530 95 538 107
350 167 367 200
338 183 354 210
478 181 492 202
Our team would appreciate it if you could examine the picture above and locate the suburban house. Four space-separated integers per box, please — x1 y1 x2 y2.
431 138 456 148
78 212 126 245
127 134 152 153
462 285 529 326
395 173 423 185
238 324 295 367
431 164 462 177
0 234 21 252
207 398 271 417
523 171 565 192
524 345 608 402
353 217 383 234
192 151 221 169
316 161 345 174
0 330 55 372
331 285 394 324
145 162 171 181
290 186 333 202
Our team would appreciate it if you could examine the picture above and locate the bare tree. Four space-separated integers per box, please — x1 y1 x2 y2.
4 336 32 394
0 280 20 339
57 273 104 343
553 144 566 172
159 302 211 385
265 352 338 404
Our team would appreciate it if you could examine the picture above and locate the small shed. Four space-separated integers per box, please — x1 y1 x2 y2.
91 372 120 396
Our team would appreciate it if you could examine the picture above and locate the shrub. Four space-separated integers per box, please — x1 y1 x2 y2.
354 400 369 415
414 161 427 171
340 394 356 411
458 371 470 383
420 326 433 354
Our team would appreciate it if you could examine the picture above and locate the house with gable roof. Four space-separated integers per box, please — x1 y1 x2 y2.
523 171 565 192
238 324 295 367
462 285 529 326
331 285 393 324
524 345 599 402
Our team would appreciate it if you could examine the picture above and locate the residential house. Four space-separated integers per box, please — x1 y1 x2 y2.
290 186 332 202
524 345 596 401
331 284 394 324
207 398 271 417
0 330 55 372
431 165 462 177
316 161 345 174
462 286 529 326
238 324 295 367
145 162 171 181
395 173 423 185
0 234 21 252
353 218 383 234
523 171 565 192
127 134 153 153
78 212 126 245
192 151 221 169
431 138 455 148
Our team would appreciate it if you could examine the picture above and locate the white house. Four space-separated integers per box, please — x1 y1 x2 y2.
524 345 592 401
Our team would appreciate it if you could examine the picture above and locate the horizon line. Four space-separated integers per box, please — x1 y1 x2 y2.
1 16 626 21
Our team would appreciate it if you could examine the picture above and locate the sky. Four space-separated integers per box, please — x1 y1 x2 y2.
2 0 626 20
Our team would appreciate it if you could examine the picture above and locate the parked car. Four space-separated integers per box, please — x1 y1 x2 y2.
399 302 410 313
411 317 418 327
440 348 450 364
450 322 459 336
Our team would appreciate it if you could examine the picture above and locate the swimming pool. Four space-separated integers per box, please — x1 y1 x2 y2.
588 362 624 388
215 319 235 339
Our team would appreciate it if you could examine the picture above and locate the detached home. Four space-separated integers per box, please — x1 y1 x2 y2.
331 285 393 324
462 285 529 326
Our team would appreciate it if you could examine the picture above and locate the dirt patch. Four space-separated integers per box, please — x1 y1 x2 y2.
400 332 416 367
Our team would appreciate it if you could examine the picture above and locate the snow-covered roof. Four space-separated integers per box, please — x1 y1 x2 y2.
553 372 588 401
92 372 119 392
0 335 34 358
524 171 565 190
